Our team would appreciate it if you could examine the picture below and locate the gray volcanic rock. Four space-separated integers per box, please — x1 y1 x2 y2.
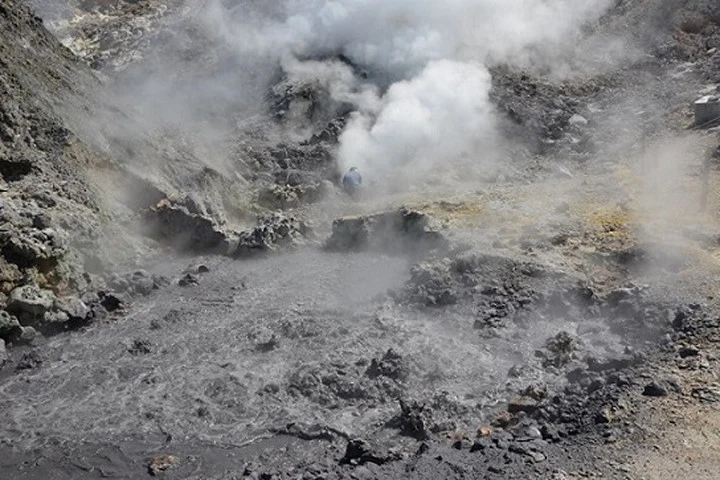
54 296 90 320
7 285 56 316
228 212 310 257
0 311 22 341
146 199 228 253
325 208 448 254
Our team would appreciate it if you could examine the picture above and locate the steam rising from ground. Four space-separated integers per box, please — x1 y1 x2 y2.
200 0 614 185
76 0 616 193
338 60 496 186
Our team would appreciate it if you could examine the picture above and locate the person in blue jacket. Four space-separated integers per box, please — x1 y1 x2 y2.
342 167 362 198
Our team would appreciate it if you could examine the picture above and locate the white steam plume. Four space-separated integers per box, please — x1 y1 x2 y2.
201 0 614 186
67 0 617 195
337 60 496 185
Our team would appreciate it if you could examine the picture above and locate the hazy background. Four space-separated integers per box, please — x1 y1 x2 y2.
34 0 634 197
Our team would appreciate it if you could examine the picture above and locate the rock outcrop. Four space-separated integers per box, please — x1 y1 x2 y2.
325 208 448 254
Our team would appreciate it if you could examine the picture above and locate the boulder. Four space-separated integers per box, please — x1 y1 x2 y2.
146 199 227 253
185 264 210 274
0 338 7 366
54 296 90 320
341 438 373 464
15 349 43 370
0 258 21 293
178 273 199 287
20 326 38 343
147 454 179 476
0 227 67 268
129 270 155 296
536 331 582 368
568 114 588 127
0 310 22 340
324 208 447 254
642 381 668 397
7 285 56 316
339 438 397 466
228 212 309 257
508 398 541 414
395 399 433 440
366 349 408 381
43 310 70 324
107 270 165 297
100 292 125 312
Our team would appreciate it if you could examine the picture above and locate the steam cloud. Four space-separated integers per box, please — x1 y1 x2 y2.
57 0 616 195
198 0 614 186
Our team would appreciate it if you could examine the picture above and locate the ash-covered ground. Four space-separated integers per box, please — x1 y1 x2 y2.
3 1 720 479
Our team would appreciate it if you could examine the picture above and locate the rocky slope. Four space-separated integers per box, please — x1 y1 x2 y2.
2 0 720 479
0 0 122 344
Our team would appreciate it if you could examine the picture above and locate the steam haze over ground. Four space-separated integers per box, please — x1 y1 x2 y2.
64 0 627 196
5 0 720 478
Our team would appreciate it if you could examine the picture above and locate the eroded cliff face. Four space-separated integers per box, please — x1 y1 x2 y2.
0 0 110 293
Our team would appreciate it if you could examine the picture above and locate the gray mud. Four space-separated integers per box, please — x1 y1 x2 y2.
3 1 720 478
0 246 647 478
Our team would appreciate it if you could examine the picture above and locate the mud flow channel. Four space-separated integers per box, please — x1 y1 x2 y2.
0 248 641 478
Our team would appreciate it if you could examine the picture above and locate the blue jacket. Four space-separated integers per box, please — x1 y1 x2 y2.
342 170 362 188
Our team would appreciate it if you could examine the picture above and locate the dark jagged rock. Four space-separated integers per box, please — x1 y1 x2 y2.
15 349 44 371
178 273 199 287
185 264 210 275
146 199 227 253
340 438 392 466
537 331 582 368
228 213 309 258
271 422 346 442
129 270 156 296
7 285 56 317
366 349 409 382
395 252 543 313
678 345 700 358
54 296 90 320
404 263 459 307
99 292 124 312
128 338 153 355
394 399 432 440
489 65 602 155
325 208 447 254
0 310 22 341
642 381 668 397
0 223 67 271
107 270 166 296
